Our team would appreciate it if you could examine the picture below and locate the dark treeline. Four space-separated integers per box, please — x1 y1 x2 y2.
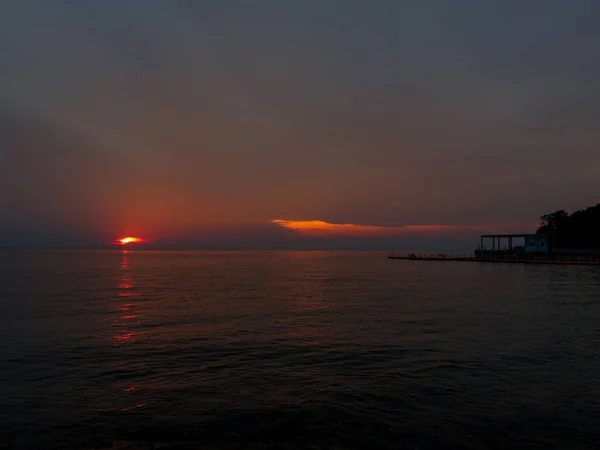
537 203 600 250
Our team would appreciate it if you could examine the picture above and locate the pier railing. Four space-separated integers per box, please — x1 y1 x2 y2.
474 251 600 263
388 252 474 260
519 254 600 263
388 252 600 263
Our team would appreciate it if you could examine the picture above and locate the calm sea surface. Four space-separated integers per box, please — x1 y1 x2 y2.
1 250 599 449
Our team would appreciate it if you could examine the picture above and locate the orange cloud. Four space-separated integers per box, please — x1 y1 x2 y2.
271 219 485 236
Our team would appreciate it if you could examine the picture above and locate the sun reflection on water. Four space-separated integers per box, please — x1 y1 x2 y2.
114 250 137 342
113 249 145 412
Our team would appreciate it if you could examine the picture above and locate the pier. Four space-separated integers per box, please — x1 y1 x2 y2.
388 252 600 265
389 234 600 266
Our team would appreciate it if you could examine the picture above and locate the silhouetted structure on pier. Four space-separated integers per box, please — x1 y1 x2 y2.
389 233 600 265
476 233 549 259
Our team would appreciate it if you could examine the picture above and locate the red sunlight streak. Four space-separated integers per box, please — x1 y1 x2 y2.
121 404 145 412
114 333 133 342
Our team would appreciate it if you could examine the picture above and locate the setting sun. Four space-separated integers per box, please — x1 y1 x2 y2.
118 237 143 245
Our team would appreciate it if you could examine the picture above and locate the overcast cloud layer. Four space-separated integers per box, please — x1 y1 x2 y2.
1 1 599 249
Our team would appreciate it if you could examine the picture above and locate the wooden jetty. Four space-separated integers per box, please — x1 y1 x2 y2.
389 234 600 266
388 252 600 265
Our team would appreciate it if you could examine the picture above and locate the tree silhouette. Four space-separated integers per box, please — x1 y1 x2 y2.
538 210 568 233
536 204 600 250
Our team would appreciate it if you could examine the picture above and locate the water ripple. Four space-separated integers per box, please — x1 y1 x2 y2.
1 250 599 449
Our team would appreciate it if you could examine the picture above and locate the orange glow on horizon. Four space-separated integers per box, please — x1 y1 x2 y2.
118 237 144 245
272 219 486 236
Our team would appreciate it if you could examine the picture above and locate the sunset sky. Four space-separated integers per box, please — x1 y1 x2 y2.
1 1 599 249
